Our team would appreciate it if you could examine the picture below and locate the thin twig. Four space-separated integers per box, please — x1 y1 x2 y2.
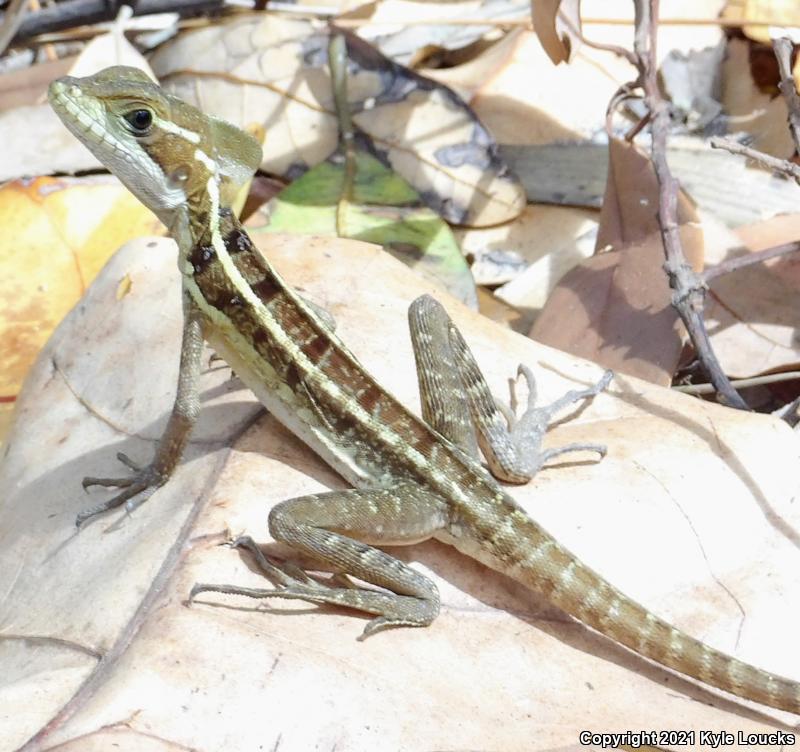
557 10 637 66
11 0 223 44
18 7 795 47
674 371 800 395
633 0 747 409
709 40 800 191
15 6 798 46
0 0 29 56
773 394 800 426
624 110 651 141
327 15 800 29
703 240 800 283
710 136 800 183
773 37 800 154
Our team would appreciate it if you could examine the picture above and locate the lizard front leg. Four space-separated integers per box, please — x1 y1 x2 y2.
408 295 611 483
191 484 447 638
78 293 205 526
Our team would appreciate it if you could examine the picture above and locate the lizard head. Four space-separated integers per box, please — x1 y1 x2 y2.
48 66 262 233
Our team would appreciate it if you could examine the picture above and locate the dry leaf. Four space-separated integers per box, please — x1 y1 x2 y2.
0 102 91 181
721 37 795 160
0 31 153 181
421 26 528 101
0 56 74 111
0 176 162 444
150 17 525 227
597 138 699 250
531 138 704 385
431 1 723 145
531 0 582 65
65 22 155 80
340 0 528 66
476 284 526 329
2 236 799 749
499 139 800 225
722 0 800 44
434 29 633 143
469 247 529 286
456 202 598 328
703 213 800 377
579 0 727 56
659 40 725 131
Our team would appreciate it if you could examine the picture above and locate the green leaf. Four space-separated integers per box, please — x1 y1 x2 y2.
258 148 477 309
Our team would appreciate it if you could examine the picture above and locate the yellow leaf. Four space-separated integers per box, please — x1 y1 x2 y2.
0 175 161 441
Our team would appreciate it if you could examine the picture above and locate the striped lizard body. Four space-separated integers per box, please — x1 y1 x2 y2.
49 65 800 714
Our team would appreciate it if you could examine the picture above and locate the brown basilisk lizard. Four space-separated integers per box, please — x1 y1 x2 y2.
49 65 800 714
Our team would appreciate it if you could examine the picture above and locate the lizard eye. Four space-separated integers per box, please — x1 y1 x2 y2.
124 108 153 134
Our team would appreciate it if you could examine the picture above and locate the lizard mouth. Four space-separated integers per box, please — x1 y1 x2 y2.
48 77 133 162
49 79 97 136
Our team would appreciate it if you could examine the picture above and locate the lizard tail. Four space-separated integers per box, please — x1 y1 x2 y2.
510 514 800 713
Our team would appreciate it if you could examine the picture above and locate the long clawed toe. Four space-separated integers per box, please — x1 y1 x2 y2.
82 453 143 490
77 454 165 527
189 535 353 610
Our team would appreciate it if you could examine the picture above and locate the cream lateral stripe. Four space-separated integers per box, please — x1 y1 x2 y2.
190 278 373 484
190 153 352 350
196 168 471 508
156 115 201 143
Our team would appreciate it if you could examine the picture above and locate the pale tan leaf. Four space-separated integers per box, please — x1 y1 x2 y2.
149 17 524 227
456 203 598 326
498 139 800 225
0 31 153 181
66 22 155 80
703 213 800 377
721 0 800 44
431 2 723 145
0 175 162 446
422 26 528 100
2 236 799 748
340 0 529 67
0 56 74 110
597 137 700 250
434 29 632 144
476 285 526 329
721 37 795 160
0 101 93 181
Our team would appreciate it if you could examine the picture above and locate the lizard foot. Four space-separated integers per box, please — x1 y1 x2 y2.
78 452 167 527
489 367 612 481
189 536 436 639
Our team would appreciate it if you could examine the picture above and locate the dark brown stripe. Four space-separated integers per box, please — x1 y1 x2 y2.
285 362 303 391
226 227 255 254
208 288 244 311
252 275 283 306
232 249 270 286
358 383 384 413
189 243 216 274
302 333 331 362
190 218 493 496
251 327 269 347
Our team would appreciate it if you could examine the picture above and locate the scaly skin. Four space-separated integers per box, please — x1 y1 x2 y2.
49 65 800 714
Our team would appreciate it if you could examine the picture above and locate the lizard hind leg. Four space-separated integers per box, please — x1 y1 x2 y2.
191 484 449 639
409 295 612 483
408 294 480 459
